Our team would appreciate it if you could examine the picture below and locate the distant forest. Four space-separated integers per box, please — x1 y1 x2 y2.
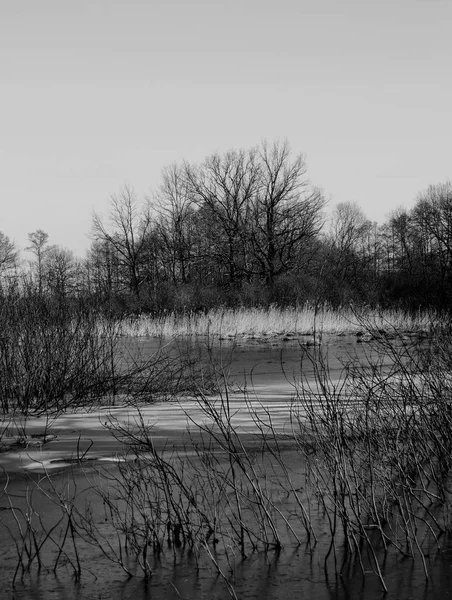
1 140 451 314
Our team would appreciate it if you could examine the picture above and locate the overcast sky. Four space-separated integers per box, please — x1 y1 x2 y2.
1 0 451 257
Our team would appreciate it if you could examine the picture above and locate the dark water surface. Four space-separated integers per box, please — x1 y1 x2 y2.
2 335 451 600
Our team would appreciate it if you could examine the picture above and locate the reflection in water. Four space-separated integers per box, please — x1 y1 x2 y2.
4 530 452 599
2 336 452 599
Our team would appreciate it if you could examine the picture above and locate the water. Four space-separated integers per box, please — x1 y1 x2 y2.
1 334 451 599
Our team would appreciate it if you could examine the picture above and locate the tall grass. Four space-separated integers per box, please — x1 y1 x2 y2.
119 304 434 338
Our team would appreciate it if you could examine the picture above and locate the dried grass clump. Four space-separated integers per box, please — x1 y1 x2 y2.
119 304 434 339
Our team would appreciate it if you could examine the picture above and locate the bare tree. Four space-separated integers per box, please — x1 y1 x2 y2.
84 239 122 298
92 185 153 299
44 246 81 297
0 231 18 276
412 181 452 284
154 163 196 284
27 229 50 293
330 202 370 252
380 208 416 274
185 148 259 285
328 202 373 281
250 140 326 287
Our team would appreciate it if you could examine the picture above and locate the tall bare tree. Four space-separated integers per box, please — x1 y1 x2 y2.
84 239 122 298
0 231 18 276
27 229 50 293
44 246 81 297
413 181 452 285
328 202 372 281
185 148 259 285
250 140 326 287
92 185 153 299
154 164 196 285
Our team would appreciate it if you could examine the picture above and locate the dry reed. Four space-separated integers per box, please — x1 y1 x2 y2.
119 305 434 339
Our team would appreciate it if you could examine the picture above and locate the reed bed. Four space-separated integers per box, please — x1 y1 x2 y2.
119 305 434 339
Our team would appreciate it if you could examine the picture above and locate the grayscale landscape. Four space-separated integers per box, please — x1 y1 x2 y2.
1 1 451 598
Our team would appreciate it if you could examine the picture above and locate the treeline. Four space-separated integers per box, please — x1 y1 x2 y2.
1 140 451 314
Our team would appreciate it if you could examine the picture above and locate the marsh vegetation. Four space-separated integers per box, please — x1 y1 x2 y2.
1 297 452 598
117 303 433 339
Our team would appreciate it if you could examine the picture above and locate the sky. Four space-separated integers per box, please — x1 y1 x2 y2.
1 0 451 257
